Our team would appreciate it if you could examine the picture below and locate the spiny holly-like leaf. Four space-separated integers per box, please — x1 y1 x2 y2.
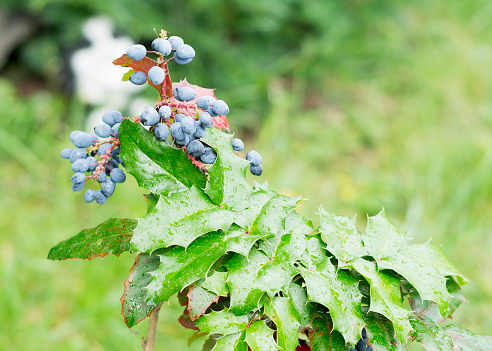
47 218 136 260
202 271 229 296
410 317 492 351
350 258 412 344
211 332 248 351
363 210 406 261
195 310 248 335
179 307 199 331
188 284 220 321
288 283 312 327
113 54 173 97
146 228 270 305
250 193 300 237
131 186 235 252
202 128 253 207
121 252 161 328
300 237 365 344
245 320 280 351
377 241 458 317
364 313 404 351
173 79 229 131
318 208 366 265
265 297 301 351
308 314 348 351
233 183 277 230
119 120 206 195
285 210 315 235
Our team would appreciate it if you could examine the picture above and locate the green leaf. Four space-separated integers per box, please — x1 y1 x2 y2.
195 310 248 335
121 252 161 327
187 284 220 321
131 186 235 252
309 314 348 351
119 120 206 195
211 332 247 351
146 228 269 305
349 258 412 343
122 69 134 81
264 297 301 351
47 218 136 260
364 313 404 351
410 317 492 351
377 241 457 316
285 209 315 235
288 283 312 327
202 271 229 296
250 194 299 237
232 184 276 230
318 208 366 265
300 237 365 344
362 210 406 261
202 128 253 207
245 320 280 351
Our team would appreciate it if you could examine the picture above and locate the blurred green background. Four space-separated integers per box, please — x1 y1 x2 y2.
1 0 491 350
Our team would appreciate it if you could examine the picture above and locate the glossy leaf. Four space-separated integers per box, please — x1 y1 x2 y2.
131 186 235 252
364 313 403 351
211 332 247 351
250 193 299 237
195 310 248 335
245 320 280 351
121 252 161 327
265 297 301 351
202 271 229 296
47 218 136 260
188 284 220 321
202 128 253 207
119 120 206 195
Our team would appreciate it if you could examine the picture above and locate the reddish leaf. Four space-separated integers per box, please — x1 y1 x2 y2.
120 253 161 328
47 218 136 260
187 284 220 321
179 307 200 331
113 54 173 98
173 79 229 131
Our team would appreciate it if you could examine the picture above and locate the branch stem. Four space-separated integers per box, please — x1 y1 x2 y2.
143 303 162 351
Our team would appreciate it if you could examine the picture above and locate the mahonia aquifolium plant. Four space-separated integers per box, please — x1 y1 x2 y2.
50 29 492 351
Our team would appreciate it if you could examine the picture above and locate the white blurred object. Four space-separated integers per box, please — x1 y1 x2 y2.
71 16 152 129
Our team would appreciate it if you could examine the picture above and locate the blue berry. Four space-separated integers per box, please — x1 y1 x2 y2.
148 66 165 85
177 87 196 101
110 168 126 183
90 133 99 145
72 182 85 192
130 71 147 85
153 39 172 56
61 148 73 159
250 164 262 176
86 156 98 171
174 113 185 123
111 123 120 136
94 123 111 138
175 135 190 146
72 158 89 173
69 130 83 143
72 132 93 148
140 107 159 126
187 140 205 157
94 190 107 205
98 143 112 156
246 150 262 166
181 116 196 135
199 112 213 128
211 100 229 116
159 105 172 119
196 96 215 110
168 36 184 50
154 123 169 141
170 122 185 140
127 44 147 61
176 44 195 59
97 172 107 183
102 111 122 126
232 138 244 151
69 148 88 163
71 172 86 183
174 55 193 65
201 148 217 164
194 123 207 139
101 179 116 197
84 189 95 203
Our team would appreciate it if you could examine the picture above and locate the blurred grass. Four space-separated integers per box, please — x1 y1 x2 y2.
1 0 492 350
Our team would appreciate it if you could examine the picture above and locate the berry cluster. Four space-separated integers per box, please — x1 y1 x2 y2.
349 329 372 351
60 110 126 204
